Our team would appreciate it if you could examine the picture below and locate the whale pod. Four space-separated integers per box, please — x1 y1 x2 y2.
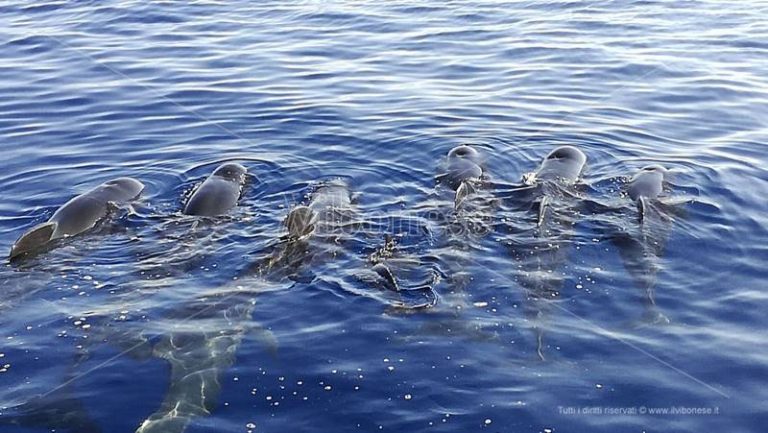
9 177 144 260
183 163 247 216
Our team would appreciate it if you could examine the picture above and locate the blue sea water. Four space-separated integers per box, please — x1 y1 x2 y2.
0 1 767 432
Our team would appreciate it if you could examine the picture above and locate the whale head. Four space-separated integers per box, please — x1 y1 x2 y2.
213 163 247 183
447 145 481 163
443 145 483 190
545 146 586 164
102 177 145 201
640 164 668 176
535 146 587 183
628 165 668 201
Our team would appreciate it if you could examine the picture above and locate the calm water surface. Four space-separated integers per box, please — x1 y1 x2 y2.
0 1 767 432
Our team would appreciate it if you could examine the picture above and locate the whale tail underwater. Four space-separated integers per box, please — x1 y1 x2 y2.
9 177 145 260
0 388 103 433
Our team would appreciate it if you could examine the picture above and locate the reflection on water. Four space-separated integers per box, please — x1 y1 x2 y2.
1 1 767 432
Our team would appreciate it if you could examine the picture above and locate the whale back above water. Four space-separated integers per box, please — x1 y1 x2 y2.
183 162 247 217
9 177 144 260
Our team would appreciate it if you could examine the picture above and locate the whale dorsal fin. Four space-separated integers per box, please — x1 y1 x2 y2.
9 222 57 260
536 196 550 227
285 206 316 240
455 181 476 209
638 197 650 224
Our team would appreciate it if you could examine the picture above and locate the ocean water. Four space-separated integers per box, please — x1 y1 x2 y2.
1 1 767 432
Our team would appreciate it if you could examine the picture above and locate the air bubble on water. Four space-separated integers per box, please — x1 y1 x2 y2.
404 394 412 400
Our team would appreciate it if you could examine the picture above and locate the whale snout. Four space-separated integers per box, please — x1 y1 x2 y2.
104 177 145 198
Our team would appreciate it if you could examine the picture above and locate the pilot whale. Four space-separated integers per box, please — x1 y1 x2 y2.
183 163 247 217
524 145 587 227
628 165 667 219
284 179 354 241
503 146 587 359
611 165 674 324
9 177 144 260
437 145 485 208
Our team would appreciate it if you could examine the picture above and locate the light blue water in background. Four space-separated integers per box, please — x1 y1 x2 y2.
1 1 767 432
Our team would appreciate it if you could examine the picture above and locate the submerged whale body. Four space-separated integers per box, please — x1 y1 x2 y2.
9 177 145 260
503 146 588 359
183 162 247 217
613 164 674 324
